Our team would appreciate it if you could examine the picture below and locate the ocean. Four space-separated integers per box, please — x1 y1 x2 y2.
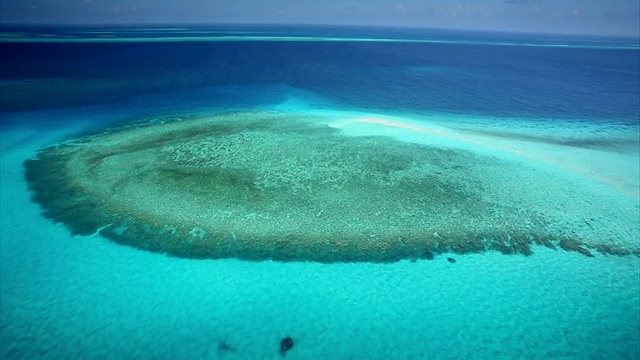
0 25 639 359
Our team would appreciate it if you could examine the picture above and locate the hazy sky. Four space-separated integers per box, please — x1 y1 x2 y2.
1 0 639 36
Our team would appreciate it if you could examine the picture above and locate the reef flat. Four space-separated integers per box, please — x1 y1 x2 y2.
24 111 639 262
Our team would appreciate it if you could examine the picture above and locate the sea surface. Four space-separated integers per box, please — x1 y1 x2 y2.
1 25 639 359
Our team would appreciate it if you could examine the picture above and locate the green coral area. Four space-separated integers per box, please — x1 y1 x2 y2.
23 111 639 262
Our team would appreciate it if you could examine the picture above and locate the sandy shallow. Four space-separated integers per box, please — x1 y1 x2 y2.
330 112 640 199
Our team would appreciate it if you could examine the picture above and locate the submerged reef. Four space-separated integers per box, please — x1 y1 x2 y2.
24 111 639 262
279 337 294 357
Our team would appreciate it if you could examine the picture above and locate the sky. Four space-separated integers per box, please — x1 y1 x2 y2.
1 0 639 37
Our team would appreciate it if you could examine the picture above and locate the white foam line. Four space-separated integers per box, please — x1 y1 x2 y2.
87 224 113 237
1 35 637 49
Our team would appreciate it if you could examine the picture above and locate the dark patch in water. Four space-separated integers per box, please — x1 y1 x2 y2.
279 337 294 357
558 238 594 257
217 340 235 353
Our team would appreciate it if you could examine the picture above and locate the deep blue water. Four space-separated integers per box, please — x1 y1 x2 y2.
1 25 639 122
1 25 639 360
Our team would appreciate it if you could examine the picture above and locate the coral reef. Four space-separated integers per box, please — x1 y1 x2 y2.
279 337 294 357
23 111 639 262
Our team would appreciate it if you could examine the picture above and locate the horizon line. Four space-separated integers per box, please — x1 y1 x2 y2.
1 21 638 39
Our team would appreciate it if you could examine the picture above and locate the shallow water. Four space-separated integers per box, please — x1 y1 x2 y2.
1 26 639 359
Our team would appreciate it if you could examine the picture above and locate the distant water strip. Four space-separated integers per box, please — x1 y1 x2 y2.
1 33 638 49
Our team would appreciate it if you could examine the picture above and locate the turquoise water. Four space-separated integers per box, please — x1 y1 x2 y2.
1 26 639 359
2 88 639 359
